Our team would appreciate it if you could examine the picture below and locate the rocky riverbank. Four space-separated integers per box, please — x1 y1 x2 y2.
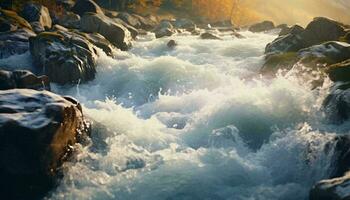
1 0 350 199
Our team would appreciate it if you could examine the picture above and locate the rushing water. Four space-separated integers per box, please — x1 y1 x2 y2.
11 30 344 200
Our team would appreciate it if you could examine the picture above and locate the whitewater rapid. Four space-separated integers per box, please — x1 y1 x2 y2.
37 30 345 200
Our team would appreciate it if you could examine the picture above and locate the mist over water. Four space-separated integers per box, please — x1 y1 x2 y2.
45 31 343 200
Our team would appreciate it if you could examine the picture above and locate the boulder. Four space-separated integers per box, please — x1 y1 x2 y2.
172 18 196 31
327 59 350 82
0 28 36 59
132 14 158 31
279 24 304 36
71 0 104 16
340 32 350 43
117 12 141 28
153 20 176 38
167 39 177 48
0 70 50 90
81 13 132 50
58 12 81 29
266 17 347 55
0 89 90 199
29 31 97 84
104 9 119 18
302 17 346 47
20 3 52 29
249 20 275 32
200 32 221 40
74 31 116 56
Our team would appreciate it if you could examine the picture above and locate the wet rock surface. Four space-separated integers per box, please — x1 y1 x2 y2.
0 89 90 199
0 69 50 90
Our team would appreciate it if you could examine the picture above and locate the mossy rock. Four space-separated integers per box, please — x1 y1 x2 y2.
261 52 298 75
326 59 350 82
0 9 32 30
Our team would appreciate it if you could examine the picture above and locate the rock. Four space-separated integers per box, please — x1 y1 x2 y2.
276 23 288 29
279 24 304 36
132 14 158 31
266 17 346 55
200 32 221 40
167 39 177 48
210 20 232 27
302 17 346 47
298 42 350 66
71 0 104 16
153 20 176 38
0 28 36 59
74 31 116 56
172 18 196 31
0 9 32 31
112 18 138 39
261 52 299 75
117 12 141 28
327 59 350 82
81 13 132 50
310 173 350 200
249 20 275 32
29 31 97 84
0 70 50 90
0 89 90 199
20 3 52 29
58 12 81 29
104 9 119 18
232 31 245 39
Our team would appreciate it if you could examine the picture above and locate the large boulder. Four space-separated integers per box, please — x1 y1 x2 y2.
172 18 196 31
249 20 275 32
81 13 132 50
262 41 350 75
266 17 347 55
0 89 90 199
0 28 36 59
20 3 52 30
0 70 50 90
74 31 116 56
153 20 176 38
117 12 141 28
71 0 104 16
29 31 97 84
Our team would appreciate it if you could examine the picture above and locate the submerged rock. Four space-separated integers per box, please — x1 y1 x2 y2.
200 32 221 40
29 31 97 84
153 20 176 38
249 20 275 33
71 0 104 16
20 3 52 30
167 39 177 48
0 69 50 90
0 89 90 199
81 13 132 50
